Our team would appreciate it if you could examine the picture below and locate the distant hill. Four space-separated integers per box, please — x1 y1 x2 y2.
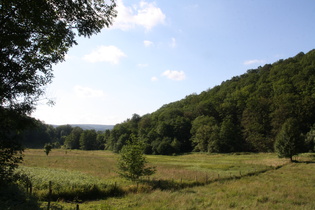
52 124 114 131
70 124 114 131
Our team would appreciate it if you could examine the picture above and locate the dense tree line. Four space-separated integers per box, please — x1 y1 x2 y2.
106 50 315 155
19 120 107 150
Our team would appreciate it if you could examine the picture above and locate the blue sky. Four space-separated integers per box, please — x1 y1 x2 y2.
32 0 315 125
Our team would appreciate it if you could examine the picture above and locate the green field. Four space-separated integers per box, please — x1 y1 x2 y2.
16 149 315 209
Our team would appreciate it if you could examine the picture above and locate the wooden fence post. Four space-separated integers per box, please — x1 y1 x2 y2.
29 182 32 195
47 181 52 210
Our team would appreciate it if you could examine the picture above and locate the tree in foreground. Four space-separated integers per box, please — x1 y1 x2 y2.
274 118 303 162
117 138 156 181
0 0 117 185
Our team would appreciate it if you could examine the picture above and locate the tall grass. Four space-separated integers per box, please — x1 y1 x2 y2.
16 166 123 201
77 158 315 209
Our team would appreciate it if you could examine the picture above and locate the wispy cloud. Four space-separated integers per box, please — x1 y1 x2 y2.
151 76 158 81
144 40 154 47
162 70 186 81
170 37 176 48
243 59 265 65
74 86 106 98
113 0 166 31
83 45 126 64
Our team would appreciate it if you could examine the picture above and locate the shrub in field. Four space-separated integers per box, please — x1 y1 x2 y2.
44 143 52 156
117 139 156 181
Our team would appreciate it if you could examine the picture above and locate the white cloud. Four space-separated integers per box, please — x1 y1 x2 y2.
243 59 265 65
170 37 176 48
83 45 126 64
113 0 166 31
74 86 106 98
144 40 154 47
162 70 186 81
151 76 158 81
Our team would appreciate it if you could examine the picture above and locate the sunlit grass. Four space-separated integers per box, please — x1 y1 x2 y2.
21 149 118 179
78 160 315 210
147 152 288 181
19 149 315 209
22 149 288 183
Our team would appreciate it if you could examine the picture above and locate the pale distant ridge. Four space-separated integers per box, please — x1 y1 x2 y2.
52 124 114 131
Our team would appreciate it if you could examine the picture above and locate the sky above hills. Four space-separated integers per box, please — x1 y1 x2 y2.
31 0 315 125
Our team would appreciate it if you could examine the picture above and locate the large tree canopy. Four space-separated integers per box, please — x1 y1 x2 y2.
0 0 117 185
0 0 117 113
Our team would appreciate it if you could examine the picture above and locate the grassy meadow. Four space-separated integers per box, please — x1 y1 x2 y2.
17 149 315 209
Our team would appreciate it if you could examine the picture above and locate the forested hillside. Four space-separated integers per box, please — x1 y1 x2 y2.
105 50 315 154
20 50 315 154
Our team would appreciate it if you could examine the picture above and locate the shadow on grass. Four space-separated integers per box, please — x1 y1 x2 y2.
40 184 126 203
0 184 40 210
138 163 292 192
292 160 315 164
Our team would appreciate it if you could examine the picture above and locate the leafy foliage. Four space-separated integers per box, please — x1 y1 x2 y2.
80 129 98 150
117 139 156 181
274 118 304 161
0 0 116 113
0 110 31 185
106 50 315 154
0 0 117 184
64 127 83 149
44 143 52 156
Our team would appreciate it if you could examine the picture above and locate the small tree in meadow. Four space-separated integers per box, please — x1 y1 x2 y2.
117 138 156 181
44 143 53 156
274 118 303 162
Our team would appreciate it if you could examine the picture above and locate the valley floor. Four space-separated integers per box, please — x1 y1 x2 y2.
18 150 315 209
